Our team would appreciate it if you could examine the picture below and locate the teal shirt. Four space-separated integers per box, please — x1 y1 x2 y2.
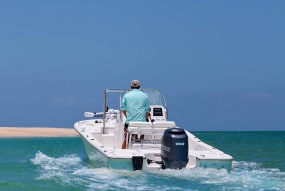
121 89 150 124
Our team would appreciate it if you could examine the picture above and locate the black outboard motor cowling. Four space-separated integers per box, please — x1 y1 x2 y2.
161 128 189 169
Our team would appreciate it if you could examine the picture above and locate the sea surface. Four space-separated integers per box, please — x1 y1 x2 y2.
0 131 284 191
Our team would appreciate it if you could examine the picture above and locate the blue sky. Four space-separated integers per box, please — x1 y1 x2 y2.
0 1 284 130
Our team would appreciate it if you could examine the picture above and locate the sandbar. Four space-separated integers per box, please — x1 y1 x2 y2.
0 127 79 137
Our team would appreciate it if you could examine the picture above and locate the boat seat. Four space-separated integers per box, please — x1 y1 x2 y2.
128 122 153 134
127 121 176 148
128 121 152 127
127 122 152 149
153 121 176 128
152 121 176 134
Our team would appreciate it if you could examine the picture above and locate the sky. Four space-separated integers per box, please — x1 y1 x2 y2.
0 1 284 131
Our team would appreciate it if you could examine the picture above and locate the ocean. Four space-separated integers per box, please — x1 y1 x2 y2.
0 131 284 191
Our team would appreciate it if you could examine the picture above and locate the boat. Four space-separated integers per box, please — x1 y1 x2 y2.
74 89 233 172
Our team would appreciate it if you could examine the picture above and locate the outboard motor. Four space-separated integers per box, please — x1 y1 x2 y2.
161 128 189 169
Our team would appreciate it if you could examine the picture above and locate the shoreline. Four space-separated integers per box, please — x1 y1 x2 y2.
0 127 79 137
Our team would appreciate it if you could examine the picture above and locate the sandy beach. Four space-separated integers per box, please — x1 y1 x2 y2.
0 127 79 137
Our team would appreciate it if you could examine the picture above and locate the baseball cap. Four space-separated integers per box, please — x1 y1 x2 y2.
131 80 140 87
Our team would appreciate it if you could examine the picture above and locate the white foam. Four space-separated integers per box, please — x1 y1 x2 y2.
31 154 285 190
148 161 285 190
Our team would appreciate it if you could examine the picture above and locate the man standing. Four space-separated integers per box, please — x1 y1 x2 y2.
121 80 150 149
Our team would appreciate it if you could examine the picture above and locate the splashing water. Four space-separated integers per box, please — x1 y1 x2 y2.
31 151 285 191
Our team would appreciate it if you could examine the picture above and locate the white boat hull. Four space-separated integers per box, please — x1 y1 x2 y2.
81 137 134 171
75 120 233 172
74 89 233 172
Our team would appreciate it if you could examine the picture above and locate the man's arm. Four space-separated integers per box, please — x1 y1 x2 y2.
145 112 150 121
121 96 127 118
122 110 127 117
145 96 150 121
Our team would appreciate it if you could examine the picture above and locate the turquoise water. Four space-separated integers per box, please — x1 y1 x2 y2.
0 131 285 191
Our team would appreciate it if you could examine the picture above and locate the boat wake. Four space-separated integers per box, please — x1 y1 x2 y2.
31 152 285 190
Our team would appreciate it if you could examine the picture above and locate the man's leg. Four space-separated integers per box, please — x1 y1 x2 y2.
121 123 128 149
134 134 144 142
